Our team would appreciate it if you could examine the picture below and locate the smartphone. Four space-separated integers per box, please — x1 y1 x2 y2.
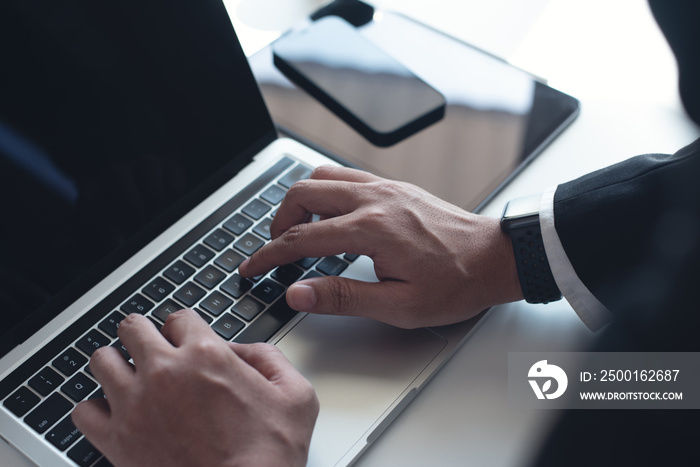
272 16 446 147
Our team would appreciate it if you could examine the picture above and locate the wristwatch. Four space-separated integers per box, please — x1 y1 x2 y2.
500 194 562 304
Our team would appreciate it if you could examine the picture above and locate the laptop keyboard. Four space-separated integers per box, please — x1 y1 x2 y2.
1 157 357 466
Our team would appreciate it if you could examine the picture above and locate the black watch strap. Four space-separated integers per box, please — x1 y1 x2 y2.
509 224 562 304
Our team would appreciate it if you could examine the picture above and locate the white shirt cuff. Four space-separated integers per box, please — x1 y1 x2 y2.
539 186 614 332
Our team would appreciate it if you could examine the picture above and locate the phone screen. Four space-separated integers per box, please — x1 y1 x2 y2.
272 16 446 147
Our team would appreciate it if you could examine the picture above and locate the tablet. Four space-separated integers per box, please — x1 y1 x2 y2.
250 3 579 212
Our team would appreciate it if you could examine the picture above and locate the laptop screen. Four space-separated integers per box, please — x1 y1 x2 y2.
0 0 275 351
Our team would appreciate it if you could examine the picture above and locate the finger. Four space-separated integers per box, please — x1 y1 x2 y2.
160 308 219 348
229 343 318 415
88 347 134 403
272 179 365 239
228 342 293 383
309 165 382 183
286 276 409 325
71 399 111 446
240 214 364 277
117 313 168 365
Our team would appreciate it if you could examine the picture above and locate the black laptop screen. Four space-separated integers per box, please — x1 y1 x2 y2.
0 0 275 344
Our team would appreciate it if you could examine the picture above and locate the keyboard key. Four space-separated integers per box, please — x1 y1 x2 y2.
317 256 349 276
253 218 272 240
223 213 253 235
234 299 298 344
220 274 253 299
194 265 226 289
296 257 319 269
271 264 304 286
98 311 126 338
199 291 233 317
3 386 40 417
76 329 111 357
232 296 265 321
142 277 175 302
163 260 195 285
53 348 88 377
68 437 102 467
151 298 182 323
278 165 312 188
234 233 265 256
173 282 207 307
242 199 271 220
251 279 285 304
46 415 82 451
28 367 65 397
183 244 215 268
25 392 73 434
211 313 245 340
120 293 154 315
260 185 287 205
204 228 234 252
61 372 97 403
214 249 245 273
344 253 360 262
301 270 323 280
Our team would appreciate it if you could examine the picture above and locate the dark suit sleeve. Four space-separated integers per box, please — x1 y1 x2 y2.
532 138 700 467
553 137 700 314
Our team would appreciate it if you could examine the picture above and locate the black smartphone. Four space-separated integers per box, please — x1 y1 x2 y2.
272 16 446 147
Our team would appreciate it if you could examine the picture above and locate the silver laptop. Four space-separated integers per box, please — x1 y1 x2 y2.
0 1 482 465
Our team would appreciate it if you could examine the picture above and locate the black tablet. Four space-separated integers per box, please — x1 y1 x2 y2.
250 2 579 212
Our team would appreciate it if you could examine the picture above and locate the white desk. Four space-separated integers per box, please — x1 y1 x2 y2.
2 1 698 466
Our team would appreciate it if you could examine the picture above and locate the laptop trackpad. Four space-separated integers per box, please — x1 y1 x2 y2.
277 313 446 466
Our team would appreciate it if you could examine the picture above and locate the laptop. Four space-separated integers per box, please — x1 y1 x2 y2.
0 1 577 466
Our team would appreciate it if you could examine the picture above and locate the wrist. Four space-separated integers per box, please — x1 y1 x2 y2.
500 194 562 304
489 216 525 304
461 215 523 310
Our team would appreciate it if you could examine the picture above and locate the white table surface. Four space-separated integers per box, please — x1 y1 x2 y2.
2 1 698 466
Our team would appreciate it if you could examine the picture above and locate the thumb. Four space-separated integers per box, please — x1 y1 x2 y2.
286 276 403 321
71 399 111 448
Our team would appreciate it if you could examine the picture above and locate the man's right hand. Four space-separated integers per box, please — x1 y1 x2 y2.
239 166 522 329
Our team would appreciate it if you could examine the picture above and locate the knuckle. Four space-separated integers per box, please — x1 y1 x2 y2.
146 358 176 384
298 381 320 414
357 206 390 231
326 279 356 314
369 180 402 198
118 313 142 330
310 165 334 180
281 223 308 247
190 339 231 366
286 178 312 198
163 308 190 326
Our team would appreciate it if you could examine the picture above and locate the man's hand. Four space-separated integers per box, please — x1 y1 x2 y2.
71 310 319 467
240 166 522 328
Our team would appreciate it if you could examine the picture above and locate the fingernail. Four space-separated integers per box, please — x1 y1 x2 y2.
239 258 250 271
288 284 316 311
